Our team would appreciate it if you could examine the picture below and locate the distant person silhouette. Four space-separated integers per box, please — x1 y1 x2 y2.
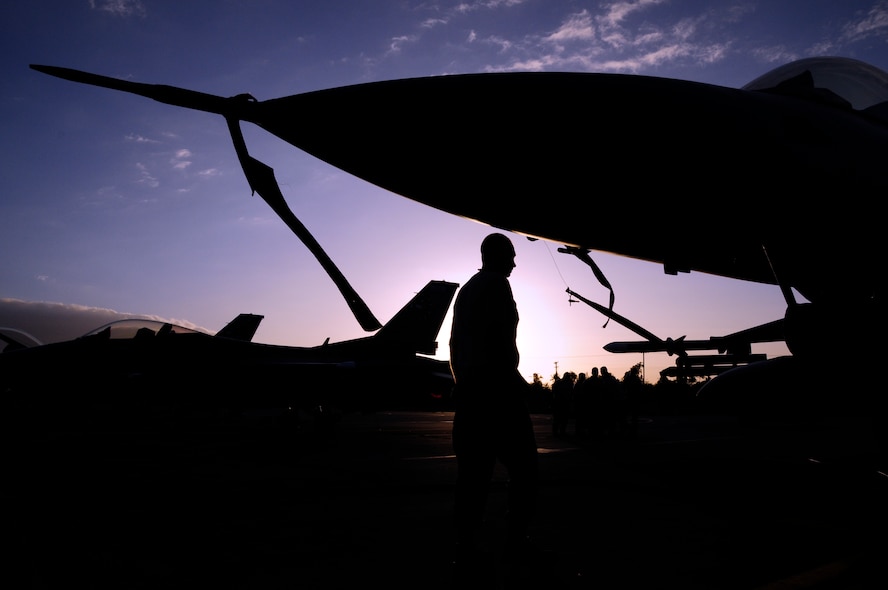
551 371 574 437
621 364 643 438
575 368 597 438
599 366 621 437
572 372 587 437
449 232 540 573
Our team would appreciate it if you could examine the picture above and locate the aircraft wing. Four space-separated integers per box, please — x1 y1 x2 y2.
31 60 888 306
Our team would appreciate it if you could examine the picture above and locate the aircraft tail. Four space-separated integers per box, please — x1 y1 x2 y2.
215 313 264 342
375 280 458 355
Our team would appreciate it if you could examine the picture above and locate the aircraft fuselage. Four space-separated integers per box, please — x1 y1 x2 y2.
247 70 887 305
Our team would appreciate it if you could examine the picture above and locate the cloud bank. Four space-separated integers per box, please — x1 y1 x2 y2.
0 298 208 350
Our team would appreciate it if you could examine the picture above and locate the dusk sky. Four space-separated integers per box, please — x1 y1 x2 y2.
2 1 887 384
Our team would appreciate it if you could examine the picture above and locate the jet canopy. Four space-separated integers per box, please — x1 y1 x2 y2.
81 319 205 340
743 56 888 117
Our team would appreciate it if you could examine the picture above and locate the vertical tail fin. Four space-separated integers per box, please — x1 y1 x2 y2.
376 281 458 355
215 313 264 342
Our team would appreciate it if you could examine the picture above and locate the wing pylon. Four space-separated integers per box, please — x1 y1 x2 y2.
567 288 784 377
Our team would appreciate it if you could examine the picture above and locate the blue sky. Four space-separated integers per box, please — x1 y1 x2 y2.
1 0 886 384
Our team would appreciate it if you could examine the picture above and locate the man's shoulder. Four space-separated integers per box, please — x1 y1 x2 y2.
462 270 508 289
455 271 512 310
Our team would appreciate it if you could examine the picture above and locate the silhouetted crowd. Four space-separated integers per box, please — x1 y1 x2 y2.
524 363 704 438
548 366 636 439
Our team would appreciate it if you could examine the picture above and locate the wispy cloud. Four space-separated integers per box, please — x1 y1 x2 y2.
597 0 668 31
483 35 514 53
842 1 888 42
171 149 192 171
750 46 800 65
800 2 888 62
382 0 527 60
0 298 210 348
125 133 160 144
455 0 527 15
513 3 732 73
135 162 159 188
387 35 419 56
390 1 885 78
422 18 449 29
543 10 597 44
88 0 146 18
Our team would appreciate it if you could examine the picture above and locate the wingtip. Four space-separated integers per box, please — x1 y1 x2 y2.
30 64 78 80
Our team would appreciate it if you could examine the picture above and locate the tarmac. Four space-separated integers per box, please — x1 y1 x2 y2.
14 409 888 589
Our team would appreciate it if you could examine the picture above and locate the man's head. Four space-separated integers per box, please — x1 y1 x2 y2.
480 233 516 276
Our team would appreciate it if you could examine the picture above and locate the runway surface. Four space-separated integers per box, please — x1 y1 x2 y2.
14 409 887 589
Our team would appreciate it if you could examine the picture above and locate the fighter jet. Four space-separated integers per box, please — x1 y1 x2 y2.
2 279 457 433
29 57 888 422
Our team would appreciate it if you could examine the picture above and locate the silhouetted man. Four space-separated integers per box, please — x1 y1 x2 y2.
449 233 539 568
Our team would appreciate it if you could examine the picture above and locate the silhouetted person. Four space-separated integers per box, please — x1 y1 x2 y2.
575 368 597 438
572 372 587 437
599 366 621 437
621 364 643 438
551 372 574 437
449 233 540 575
